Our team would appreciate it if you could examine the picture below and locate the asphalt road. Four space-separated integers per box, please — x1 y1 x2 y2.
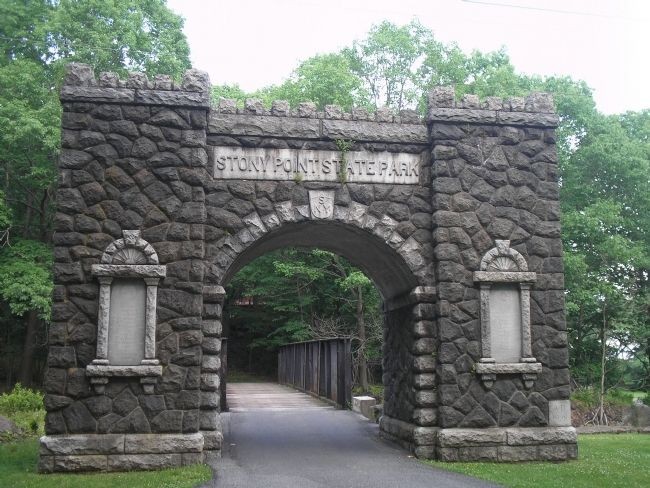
203 406 499 488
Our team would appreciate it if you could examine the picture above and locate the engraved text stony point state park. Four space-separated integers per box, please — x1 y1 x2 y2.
213 147 421 184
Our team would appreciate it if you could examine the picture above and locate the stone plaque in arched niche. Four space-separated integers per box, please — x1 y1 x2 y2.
474 240 541 388
107 278 146 365
86 230 166 393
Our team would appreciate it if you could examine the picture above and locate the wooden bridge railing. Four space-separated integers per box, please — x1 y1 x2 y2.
278 338 352 408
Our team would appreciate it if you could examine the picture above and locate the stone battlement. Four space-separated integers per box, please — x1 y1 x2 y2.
60 63 211 108
60 63 557 128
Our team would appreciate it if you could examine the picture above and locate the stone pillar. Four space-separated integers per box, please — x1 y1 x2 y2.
427 88 577 461
40 63 212 472
200 285 225 460
379 286 438 458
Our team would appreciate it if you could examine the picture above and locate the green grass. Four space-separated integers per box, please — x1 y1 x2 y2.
426 434 650 488
0 439 212 488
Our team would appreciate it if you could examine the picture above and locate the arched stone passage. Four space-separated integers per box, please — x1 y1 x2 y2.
214 218 434 447
40 64 576 473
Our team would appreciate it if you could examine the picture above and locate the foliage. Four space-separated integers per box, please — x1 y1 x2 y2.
561 109 650 404
43 0 190 78
0 240 53 319
426 434 650 488
0 439 211 488
211 83 250 107
268 53 368 110
0 384 44 415
343 20 433 110
0 384 45 441
571 387 636 409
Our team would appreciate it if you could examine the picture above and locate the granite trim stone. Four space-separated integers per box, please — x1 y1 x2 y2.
39 433 204 473
91 265 167 278
85 365 163 377
436 427 577 462
475 362 542 374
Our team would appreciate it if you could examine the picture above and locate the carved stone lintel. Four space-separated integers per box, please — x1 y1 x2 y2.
474 271 537 283
91 264 167 278
86 364 163 377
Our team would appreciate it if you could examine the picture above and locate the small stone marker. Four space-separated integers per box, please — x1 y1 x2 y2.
353 396 377 420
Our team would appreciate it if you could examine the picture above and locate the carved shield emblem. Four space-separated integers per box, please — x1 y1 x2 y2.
309 190 334 220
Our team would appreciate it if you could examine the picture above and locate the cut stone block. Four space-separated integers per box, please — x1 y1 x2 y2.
352 396 377 420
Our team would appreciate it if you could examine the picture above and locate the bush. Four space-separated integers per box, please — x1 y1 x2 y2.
7 409 45 437
0 384 45 440
607 388 635 406
572 387 638 409
0 383 44 415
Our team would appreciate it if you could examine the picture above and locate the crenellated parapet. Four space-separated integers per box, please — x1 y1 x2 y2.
60 62 211 108
428 86 558 128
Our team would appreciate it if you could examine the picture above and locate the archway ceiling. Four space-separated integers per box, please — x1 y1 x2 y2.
222 221 419 301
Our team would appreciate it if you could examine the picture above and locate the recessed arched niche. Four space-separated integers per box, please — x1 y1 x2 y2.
474 240 541 389
86 230 167 394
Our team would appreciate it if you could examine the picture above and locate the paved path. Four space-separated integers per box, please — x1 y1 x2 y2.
203 382 498 488
226 382 333 412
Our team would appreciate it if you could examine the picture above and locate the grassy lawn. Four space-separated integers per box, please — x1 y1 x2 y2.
426 434 650 488
0 438 212 488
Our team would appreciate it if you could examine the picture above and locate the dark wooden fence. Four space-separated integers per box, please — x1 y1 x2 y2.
278 338 352 408
219 338 228 411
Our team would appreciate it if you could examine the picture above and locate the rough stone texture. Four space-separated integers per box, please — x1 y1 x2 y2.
44 63 572 472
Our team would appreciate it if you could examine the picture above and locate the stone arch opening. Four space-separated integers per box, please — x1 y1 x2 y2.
215 219 433 430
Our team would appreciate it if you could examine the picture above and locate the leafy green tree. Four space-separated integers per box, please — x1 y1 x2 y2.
46 0 190 77
211 84 250 107
343 20 434 110
0 60 61 241
0 239 53 386
562 110 650 417
270 53 368 110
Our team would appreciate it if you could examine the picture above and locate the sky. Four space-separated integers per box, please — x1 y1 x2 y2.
165 0 650 114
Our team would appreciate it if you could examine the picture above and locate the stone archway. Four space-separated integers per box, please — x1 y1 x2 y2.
39 63 576 473
212 216 434 453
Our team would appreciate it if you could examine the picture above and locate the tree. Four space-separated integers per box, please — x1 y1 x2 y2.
561 110 650 418
46 0 190 78
343 20 433 110
267 53 368 110
0 239 53 386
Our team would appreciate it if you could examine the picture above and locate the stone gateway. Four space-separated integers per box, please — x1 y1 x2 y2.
40 63 576 473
